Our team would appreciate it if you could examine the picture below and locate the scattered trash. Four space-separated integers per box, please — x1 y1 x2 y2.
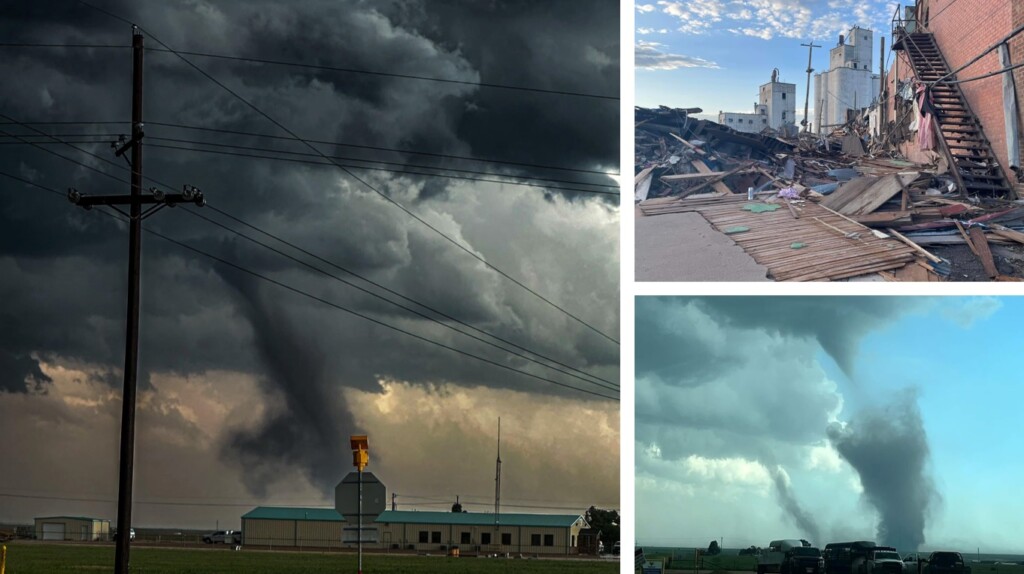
743 203 781 213
724 226 751 234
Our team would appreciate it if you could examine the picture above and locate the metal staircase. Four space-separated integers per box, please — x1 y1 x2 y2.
892 28 1015 199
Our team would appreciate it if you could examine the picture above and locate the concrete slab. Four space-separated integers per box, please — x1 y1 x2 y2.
635 208 770 281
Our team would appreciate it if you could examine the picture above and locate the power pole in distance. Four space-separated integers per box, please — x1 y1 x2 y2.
67 27 205 574
801 41 821 132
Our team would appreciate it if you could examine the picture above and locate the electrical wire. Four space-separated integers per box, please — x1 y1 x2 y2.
142 136 617 190
0 169 618 401
145 121 620 176
74 1 620 345
0 114 616 390
144 141 617 196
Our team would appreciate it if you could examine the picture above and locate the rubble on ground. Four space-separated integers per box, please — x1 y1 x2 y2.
635 105 1024 281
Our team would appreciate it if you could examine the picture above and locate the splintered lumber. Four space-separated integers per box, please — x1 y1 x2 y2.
968 226 999 278
660 171 727 181
634 166 655 186
669 132 706 155
821 172 919 216
692 159 733 195
988 223 1024 245
685 201 918 281
852 211 913 227
886 228 942 263
954 221 980 257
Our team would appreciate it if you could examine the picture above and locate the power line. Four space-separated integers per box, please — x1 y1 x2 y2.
75 1 619 345
0 115 616 390
146 121 620 176
0 169 618 401
144 141 618 197
142 135 617 190
178 207 618 393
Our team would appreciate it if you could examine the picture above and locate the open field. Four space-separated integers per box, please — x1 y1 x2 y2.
1 542 618 573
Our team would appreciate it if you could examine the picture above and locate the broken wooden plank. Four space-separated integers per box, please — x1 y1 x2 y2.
954 221 980 257
968 226 999 278
692 159 733 195
851 211 913 227
822 173 920 216
988 223 1024 245
886 228 943 263
667 130 708 154
660 171 728 181
634 166 655 186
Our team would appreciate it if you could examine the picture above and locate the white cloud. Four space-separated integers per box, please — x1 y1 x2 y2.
637 27 669 35
635 40 720 70
806 442 843 472
658 0 725 34
939 297 1002 328
636 3 656 12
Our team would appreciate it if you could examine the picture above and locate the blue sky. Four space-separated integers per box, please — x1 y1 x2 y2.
635 0 900 119
635 297 1024 554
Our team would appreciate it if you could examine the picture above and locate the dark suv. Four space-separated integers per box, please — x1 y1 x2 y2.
924 552 970 574
783 546 826 574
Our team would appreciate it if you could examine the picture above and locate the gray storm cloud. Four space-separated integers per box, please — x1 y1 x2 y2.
827 391 937 551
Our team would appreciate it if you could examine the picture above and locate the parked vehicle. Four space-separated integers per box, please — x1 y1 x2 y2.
782 546 825 574
203 530 241 544
824 541 877 574
111 527 135 541
861 547 905 574
904 554 922 573
923 552 971 574
611 541 620 555
759 540 814 574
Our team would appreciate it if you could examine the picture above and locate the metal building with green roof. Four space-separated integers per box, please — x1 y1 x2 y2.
240 506 346 549
374 510 590 555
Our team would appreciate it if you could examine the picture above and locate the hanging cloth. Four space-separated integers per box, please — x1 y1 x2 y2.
916 82 936 151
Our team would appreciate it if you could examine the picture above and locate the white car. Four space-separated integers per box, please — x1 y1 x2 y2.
203 530 241 544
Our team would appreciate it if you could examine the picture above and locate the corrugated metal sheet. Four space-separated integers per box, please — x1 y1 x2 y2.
242 507 344 521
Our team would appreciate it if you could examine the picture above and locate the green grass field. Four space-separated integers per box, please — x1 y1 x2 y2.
1 542 618 573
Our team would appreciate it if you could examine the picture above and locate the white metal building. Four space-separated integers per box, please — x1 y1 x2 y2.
374 511 590 555
33 516 110 541
814 26 881 132
241 507 348 549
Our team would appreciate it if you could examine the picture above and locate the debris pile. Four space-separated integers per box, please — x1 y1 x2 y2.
635 105 1024 281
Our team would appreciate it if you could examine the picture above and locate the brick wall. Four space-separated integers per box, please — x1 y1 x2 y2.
925 0 1012 170
1012 0 1024 169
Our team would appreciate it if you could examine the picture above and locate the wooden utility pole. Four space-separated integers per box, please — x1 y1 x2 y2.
801 41 821 132
67 27 205 574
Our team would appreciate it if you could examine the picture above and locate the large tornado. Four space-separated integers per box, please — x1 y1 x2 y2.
827 391 937 551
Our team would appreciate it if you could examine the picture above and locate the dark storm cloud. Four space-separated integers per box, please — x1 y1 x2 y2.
691 297 920 375
827 390 937 552
0 0 618 494
0 349 51 393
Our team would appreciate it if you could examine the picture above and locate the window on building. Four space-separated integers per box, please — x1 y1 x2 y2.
502 533 512 545
748 119 753 124
782 112 787 119
431 531 441 544
782 93 786 99
482 532 492 544
419 531 429 543
532 534 542 546
727 118 733 123
763 119 768 124
461 532 471 544
544 534 555 547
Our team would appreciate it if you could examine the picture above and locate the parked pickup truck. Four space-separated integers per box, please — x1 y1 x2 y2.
203 530 241 544
782 546 826 574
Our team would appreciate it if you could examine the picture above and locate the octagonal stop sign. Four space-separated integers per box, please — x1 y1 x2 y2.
335 471 386 518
